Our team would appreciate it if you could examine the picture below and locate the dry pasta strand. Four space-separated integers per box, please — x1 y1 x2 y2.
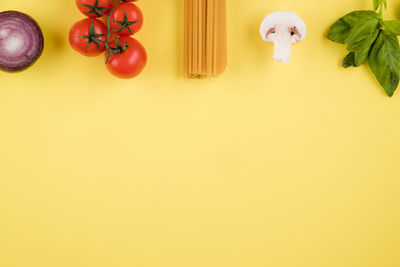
184 0 227 78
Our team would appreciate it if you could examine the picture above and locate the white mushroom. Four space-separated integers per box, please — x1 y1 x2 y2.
260 11 306 64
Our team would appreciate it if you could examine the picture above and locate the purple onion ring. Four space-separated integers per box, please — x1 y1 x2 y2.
0 11 44 72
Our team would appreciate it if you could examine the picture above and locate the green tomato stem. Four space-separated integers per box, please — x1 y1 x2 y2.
105 0 121 64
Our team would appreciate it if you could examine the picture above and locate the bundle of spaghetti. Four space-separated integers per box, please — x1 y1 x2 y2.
184 0 227 78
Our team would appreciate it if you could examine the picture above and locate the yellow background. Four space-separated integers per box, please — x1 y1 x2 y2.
1 0 400 266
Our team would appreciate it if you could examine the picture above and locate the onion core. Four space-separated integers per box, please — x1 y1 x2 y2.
0 11 44 72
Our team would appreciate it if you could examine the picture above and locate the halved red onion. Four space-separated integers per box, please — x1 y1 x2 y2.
0 11 44 72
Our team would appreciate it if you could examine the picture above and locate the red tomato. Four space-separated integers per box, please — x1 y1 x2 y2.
76 0 113 18
110 2 143 36
106 37 147 78
69 18 107 57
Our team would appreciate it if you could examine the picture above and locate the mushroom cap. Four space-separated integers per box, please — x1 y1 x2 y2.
260 11 307 43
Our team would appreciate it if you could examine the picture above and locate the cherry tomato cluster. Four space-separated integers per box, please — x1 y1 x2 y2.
69 0 147 79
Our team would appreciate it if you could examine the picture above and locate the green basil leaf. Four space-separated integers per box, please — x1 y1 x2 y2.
328 11 380 44
342 49 371 68
384 20 400 35
354 48 371 66
368 31 400 97
347 19 380 51
342 52 356 68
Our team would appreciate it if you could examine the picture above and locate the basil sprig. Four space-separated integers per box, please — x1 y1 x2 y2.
328 0 400 97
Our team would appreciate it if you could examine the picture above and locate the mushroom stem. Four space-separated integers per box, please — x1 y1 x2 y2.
273 33 292 64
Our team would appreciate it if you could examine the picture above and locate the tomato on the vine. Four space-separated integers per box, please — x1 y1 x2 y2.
76 0 113 18
106 37 147 79
69 18 107 57
110 2 143 37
